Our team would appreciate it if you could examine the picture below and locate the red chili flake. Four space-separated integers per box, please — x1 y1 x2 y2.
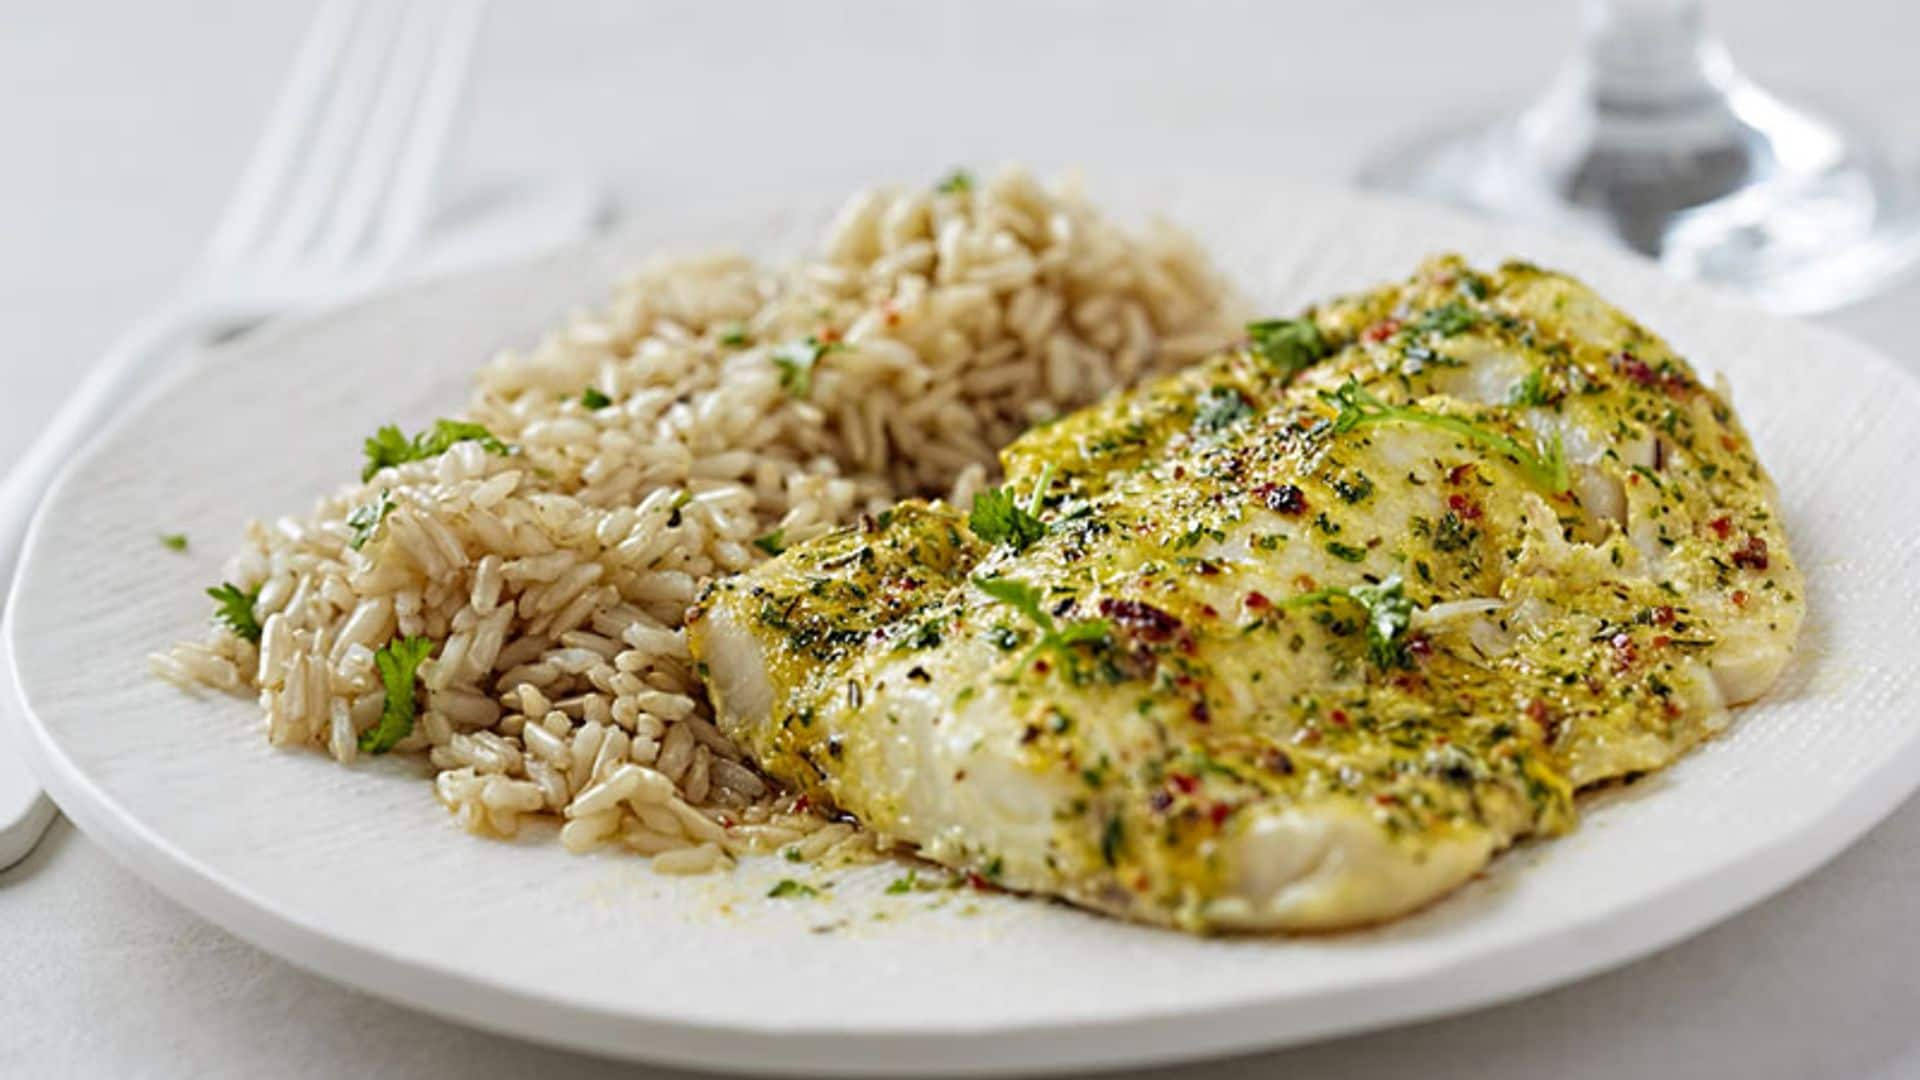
1731 589 1750 607
1198 604 1219 619
1406 633 1433 660
1328 708 1350 727
966 872 995 891
1652 634 1672 648
1651 605 1676 626
1731 535 1770 571
1364 318 1402 343
1434 735 1451 746
1447 493 1483 520
1148 790 1173 813
1525 699 1549 725
1612 351 1659 386
1261 748 1295 775
1720 434 1741 452
1099 598 1184 642
1031 658 1051 674
1445 463 1476 485
1244 590 1272 611
1254 482 1308 515
1172 465 1186 480
1169 773 1198 794
1373 793 1399 807
1299 728 1323 745
1707 515 1733 539
792 794 811 814
818 327 842 344
1611 632 1638 671
1661 699 1682 720
1190 700 1212 724
1208 802 1233 826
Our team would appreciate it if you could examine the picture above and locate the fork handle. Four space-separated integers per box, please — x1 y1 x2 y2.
0 300 229 601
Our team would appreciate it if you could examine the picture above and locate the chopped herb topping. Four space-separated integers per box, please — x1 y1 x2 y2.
771 337 846 399
1192 385 1254 433
935 169 975 194
1245 317 1330 377
358 634 434 754
1403 301 1478 338
974 575 1111 668
345 490 396 551
159 533 188 552
718 325 750 347
1278 575 1416 671
207 582 263 641
754 529 787 557
362 420 511 481
1322 379 1570 494
580 387 613 409
767 878 819 899
1509 369 1552 407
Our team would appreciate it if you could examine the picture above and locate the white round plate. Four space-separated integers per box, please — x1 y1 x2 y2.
9 179 1920 1076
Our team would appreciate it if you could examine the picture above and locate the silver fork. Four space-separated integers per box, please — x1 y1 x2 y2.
0 0 485 868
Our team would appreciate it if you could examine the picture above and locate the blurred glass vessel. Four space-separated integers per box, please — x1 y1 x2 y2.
1358 0 1920 313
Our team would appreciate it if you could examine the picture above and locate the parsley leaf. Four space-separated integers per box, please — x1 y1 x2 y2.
718 325 750 347
345 490 395 551
206 582 263 642
361 419 511 481
358 634 434 755
770 337 845 399
159 533 188 552
767 878 819 899
968 488 1046 552
1245 317 1330 378
1321 379 1569 494
935 169 975 194
1192 385 1254 433
580 387 612 409
754 528 787 557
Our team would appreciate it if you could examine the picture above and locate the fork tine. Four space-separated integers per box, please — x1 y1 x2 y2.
314 1 442 267
363 0 485 270
259 3 406 266
203 0 362 268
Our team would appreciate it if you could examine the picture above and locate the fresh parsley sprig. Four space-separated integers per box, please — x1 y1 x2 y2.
968 463 1053 552
358 634 434 755
362 419 512 481
1320 379 1570 495
206 582 263 642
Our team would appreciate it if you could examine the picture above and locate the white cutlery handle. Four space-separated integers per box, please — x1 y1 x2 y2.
0 302 214 598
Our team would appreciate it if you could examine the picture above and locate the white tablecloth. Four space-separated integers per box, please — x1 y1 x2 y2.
4 3 1918 1076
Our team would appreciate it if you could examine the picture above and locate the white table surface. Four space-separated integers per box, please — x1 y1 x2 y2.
4 2 1918 1076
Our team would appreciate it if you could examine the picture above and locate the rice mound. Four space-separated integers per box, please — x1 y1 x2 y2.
153 167 1244 873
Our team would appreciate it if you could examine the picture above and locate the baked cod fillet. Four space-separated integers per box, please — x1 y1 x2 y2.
687 257 1804 932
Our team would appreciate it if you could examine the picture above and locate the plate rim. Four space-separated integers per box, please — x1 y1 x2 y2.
10 177 1920 1075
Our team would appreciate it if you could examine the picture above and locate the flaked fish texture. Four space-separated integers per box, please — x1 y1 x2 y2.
687 256 1804 932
